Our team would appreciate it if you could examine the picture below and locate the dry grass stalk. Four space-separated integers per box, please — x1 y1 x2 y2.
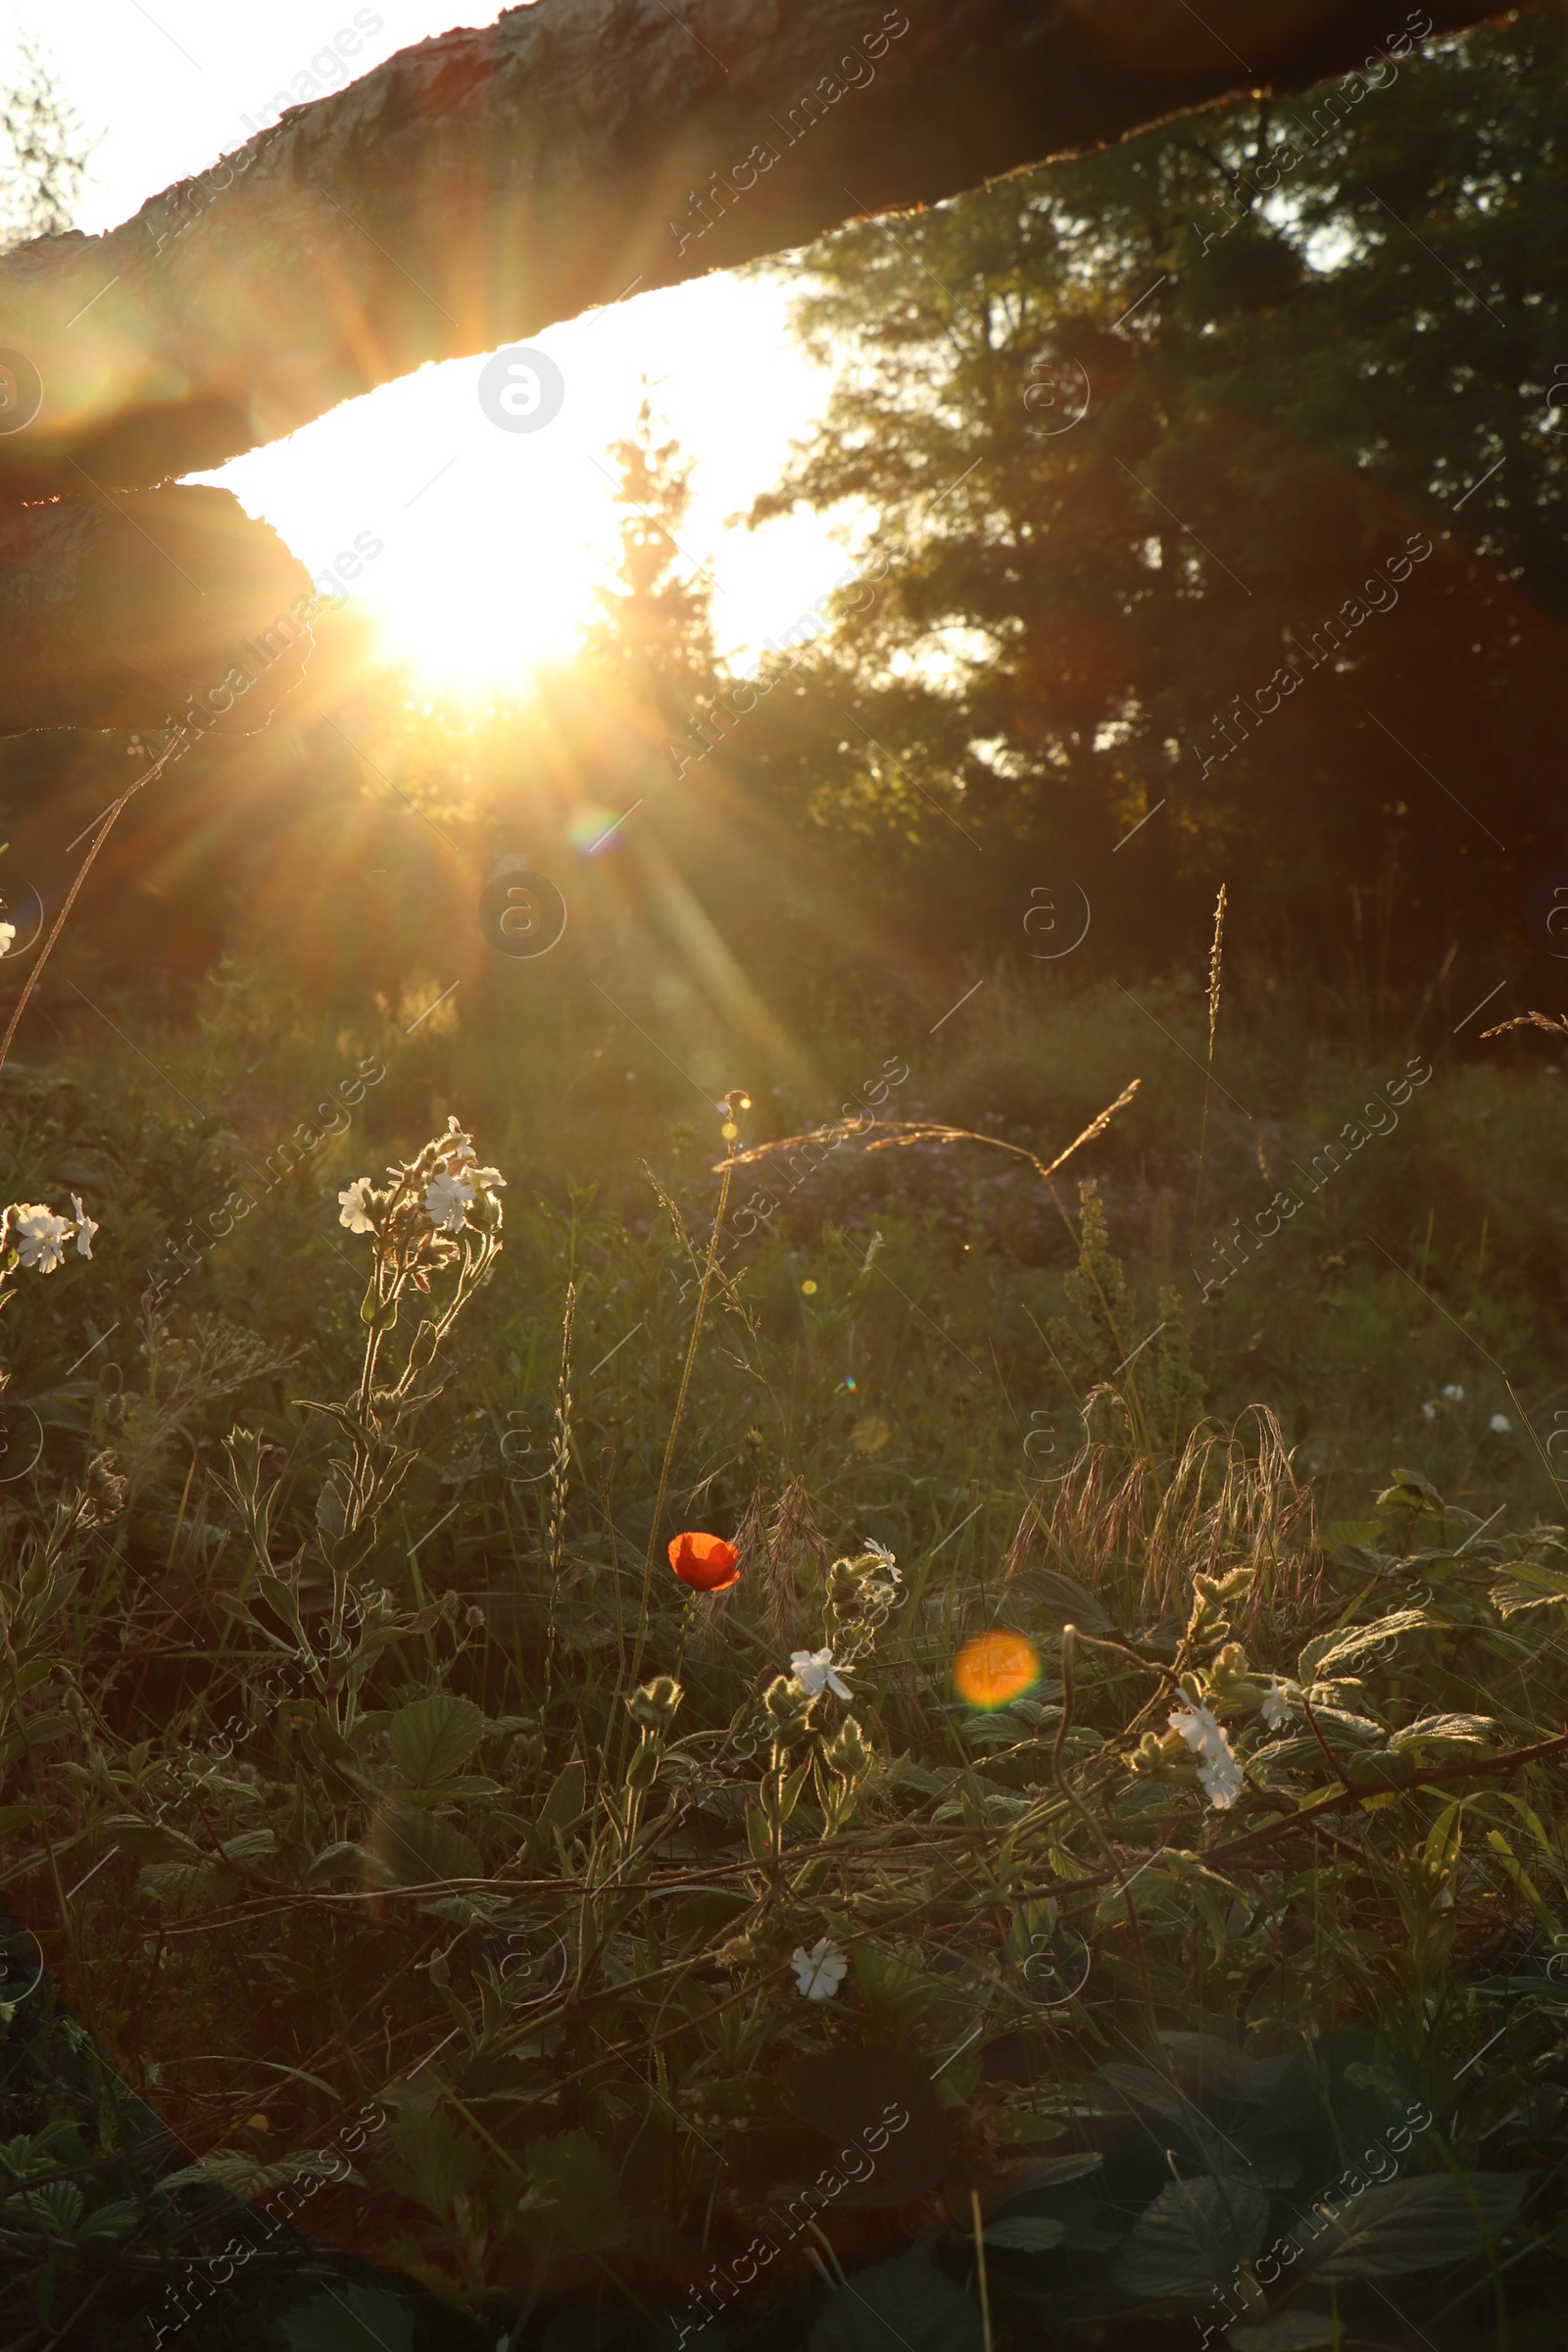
1038 1402 1318 1633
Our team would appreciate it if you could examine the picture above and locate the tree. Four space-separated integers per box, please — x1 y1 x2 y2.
0 37 91 254
736 6 1568 969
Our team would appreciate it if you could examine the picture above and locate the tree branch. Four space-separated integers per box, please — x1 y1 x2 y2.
0 0 1523 730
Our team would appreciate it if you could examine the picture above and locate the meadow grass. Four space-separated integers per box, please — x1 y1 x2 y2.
0 966 1567 2347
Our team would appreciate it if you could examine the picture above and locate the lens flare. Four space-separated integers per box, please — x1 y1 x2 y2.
954 1629 1039 1710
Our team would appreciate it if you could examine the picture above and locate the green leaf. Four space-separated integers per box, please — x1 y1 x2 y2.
14 2179 82 2236
367 1801 480 1889
305 1840 368 1886
389 1692 485 1788
809 2249 983 2351
257 1571 307 1642
1116 2175 1271 2297
536 1756 588 1838
1386 1713 1496 1754
518 2130 630 2260
280 2285 416 2352
314 1475 347 1542
1006 2149 1104 2189
75 2198 144 2245
1489 1560 1568 1617
985 2215 1066 2252
1300 2172 1528 2278
105 1814 199 1863
1299 1609 1431 1682
218 1827 276 1870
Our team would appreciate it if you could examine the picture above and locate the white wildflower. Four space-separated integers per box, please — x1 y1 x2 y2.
1442 1383 1465 1402
1260 1679 1295 1732
69 1195 97 1259
338 1179 375 1235
1420 1401 1436 1421
424 1170 474 1232
0 922 15 958
442 1117 476 1164
1197 1748 1245 1808
1168 1698 1244 1811
791 1647 853 1701
862 1538 901 1580
1490 1412 1512 1434
791 1938 849 2001
11 1205 73 1274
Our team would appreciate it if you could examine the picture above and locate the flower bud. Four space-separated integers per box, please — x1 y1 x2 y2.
826 1715 873 1784
628 1675 683 1734
762 1675 812 1740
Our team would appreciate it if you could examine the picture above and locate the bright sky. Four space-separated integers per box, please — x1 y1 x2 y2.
9 2 845 691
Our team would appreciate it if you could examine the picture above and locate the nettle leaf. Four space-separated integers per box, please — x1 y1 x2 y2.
986 2215 1067 2252
1300 2173 1528 2278
367 1801 481 1889
219 1828 277 1871
1386 1714 1496 1754
388 1693 484 1788
1116 2174 1271 2297
1489 1561 1568 1618
809 2248 984 2352
1298 1610 1431 1683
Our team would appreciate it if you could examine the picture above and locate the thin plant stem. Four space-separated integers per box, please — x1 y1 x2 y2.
625 1138 737 1705
1191 882 1227 1251
0 732 188 1078
970 2187 996 2352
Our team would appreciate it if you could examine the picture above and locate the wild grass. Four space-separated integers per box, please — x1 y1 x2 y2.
2 969 1568 2346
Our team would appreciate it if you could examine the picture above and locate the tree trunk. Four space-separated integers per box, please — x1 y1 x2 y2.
0 0 1518 728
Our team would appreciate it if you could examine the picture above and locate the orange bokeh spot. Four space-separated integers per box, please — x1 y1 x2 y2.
667 1531 742 1592
954 1629 1039 1710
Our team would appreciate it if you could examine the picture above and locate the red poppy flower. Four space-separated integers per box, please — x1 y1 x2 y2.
667 1531 741 1592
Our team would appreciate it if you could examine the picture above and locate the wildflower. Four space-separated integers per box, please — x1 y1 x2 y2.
861 1538 902 1580
791 1937 849 2000
11 1205 74 1273
1260 1679 1296 1731
0 921 14 958
338 1179 375 1234
70 1195 97 1258
425 1170 475 1232
1420 1401 1436 1421
1490 1413 1512 1434
791 1647 853 1701
667 1531 742 1592
442 1117 476 1163
1442 1383 1465 1402
1168 1698 1244 1810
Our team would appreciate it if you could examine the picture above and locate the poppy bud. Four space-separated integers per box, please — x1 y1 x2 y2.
667 1531 742 1591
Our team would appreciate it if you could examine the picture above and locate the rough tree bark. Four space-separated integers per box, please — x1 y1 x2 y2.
0 0 1521 731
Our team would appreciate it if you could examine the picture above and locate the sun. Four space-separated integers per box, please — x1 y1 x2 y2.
193 272 842 701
